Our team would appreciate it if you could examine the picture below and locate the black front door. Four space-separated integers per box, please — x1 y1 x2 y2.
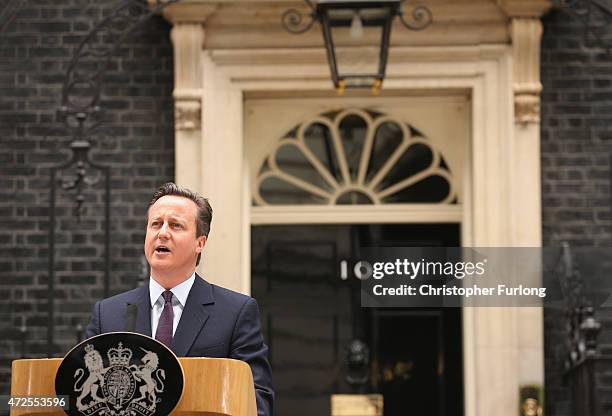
251 224 463 416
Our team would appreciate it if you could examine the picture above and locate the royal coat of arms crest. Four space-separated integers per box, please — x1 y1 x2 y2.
56 332 184 416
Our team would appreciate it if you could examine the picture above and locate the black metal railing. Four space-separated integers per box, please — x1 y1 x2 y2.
560 243 606 416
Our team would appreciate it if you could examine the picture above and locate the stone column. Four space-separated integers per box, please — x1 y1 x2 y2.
170 22 204 191
510 16 546 415
162 2 218 191
510 17 544 243
489 2 549 415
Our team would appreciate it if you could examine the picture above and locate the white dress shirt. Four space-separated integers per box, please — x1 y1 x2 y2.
149 273 195 337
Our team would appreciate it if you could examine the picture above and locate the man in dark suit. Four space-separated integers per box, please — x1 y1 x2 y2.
85 182 273 416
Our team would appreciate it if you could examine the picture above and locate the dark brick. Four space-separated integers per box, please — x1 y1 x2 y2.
58 275 96 285
26 153 67 164
554 104 592 115
25 22 71 33
551 79 591 89
0 45 17 58
6 34 39 46
15 8 40 19
62 8 82 18
550 51 589 63
72 22 90 31
0 166 36 176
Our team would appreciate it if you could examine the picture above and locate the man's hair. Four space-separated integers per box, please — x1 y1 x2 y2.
147 182 212 266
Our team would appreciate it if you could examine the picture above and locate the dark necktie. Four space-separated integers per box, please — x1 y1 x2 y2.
155 290 174 348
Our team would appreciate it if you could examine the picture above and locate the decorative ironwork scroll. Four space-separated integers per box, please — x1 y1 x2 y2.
398 3 433 31
281 0 433 34
281 0 317 34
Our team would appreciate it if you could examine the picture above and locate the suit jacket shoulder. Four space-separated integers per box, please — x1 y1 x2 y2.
99 286 145 307
208 282 253 310
85 285 150 338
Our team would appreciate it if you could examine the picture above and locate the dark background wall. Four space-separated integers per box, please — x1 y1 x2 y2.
0 0 174 394
1 1 611 414
541 7 612 416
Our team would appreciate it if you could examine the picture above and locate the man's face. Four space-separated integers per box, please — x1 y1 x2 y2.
144 195 206 281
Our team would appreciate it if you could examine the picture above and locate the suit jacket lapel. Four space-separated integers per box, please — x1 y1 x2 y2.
128 284 152 337
172 274 214 356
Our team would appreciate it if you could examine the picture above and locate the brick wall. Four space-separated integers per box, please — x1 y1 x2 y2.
1 0 611 412
0 0 174 393
541 8 612 416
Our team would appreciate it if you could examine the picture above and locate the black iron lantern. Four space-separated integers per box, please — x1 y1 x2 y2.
282 0 432 93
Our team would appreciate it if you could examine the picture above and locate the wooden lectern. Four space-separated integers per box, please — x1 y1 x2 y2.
11 357 257 416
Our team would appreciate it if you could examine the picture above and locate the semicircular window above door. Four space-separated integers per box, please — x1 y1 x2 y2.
253 108 457 206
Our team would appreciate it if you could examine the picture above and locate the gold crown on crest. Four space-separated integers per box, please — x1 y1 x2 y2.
107 342 132 366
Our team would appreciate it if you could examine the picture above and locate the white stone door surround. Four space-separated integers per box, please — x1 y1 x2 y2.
158 1 551 415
